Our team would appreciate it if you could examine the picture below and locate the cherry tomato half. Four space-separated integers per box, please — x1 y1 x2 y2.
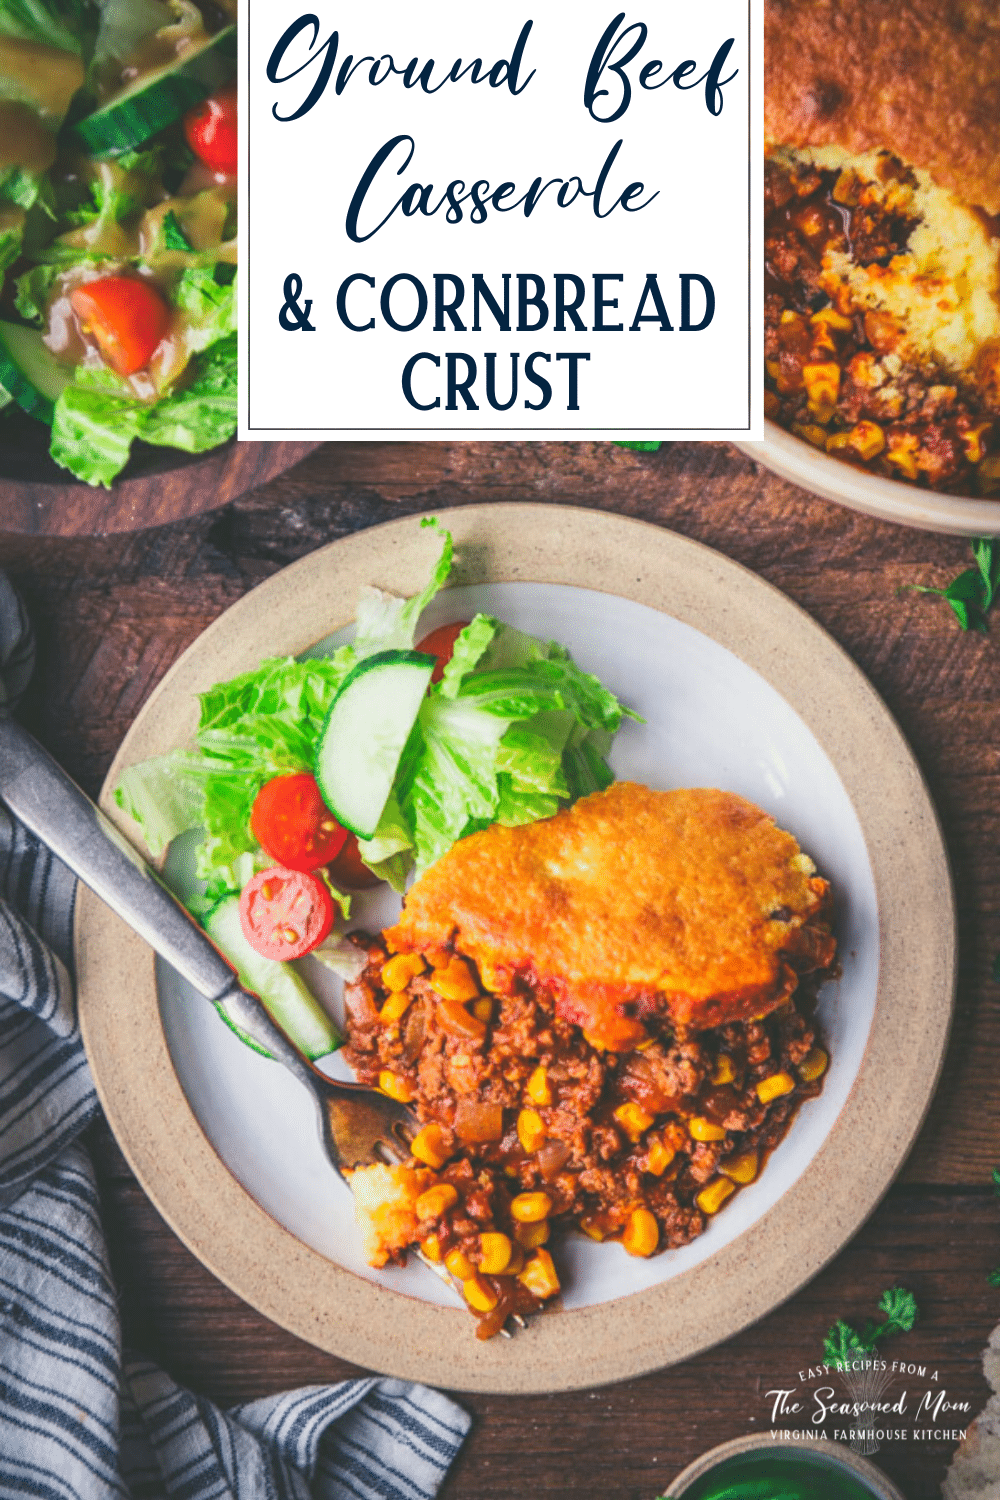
250 773 347 872
416 620 471 684
326 832 383 890
70 276 171 377
184 84 238 175
239 866 334 960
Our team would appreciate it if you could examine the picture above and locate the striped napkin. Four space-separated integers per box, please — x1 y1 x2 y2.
0 575 470 1498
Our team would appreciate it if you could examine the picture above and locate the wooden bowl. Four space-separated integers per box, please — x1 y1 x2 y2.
0 410 323 537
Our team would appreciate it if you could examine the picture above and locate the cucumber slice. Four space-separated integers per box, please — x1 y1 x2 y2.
315 649 435 840
71 25 236 156
204 894 341 1061
0 321 71 421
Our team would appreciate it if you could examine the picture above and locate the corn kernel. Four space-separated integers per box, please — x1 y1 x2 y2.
580 1216 605 1241
517 1109 547 1154
791 422 830 450
826 421 885 463
720 1151 758 1185
798 1047 829 1083
378 1070 414 1104
503 1243 525 1276
756 1071 796 1104
765 358 781 381
462 1274 498 1313
445 1247 477 1280
688 1116 726 1142
381 952 426 991
963 423 992 465
513 1219 550 1249
410 1122 451 1170
886 431 920 481
802 361 841 422
711 1054 735 1086
379 991 412 1023
622 1206 659 1257
635 1037 656 1052
697 1177 736 1215
415 1183 458 1220
518 1248 560 1300
478 962 507 994
527 1065 552 1106
644 1135 676 1177
614 1101 654 1142
510 1191 552 1223
471 997 494 1023
420 1234 443 1262
813 307 853 332
478 1232 513 1274
430 956 479 1003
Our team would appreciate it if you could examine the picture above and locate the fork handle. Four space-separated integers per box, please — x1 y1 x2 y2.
0 719 329 1069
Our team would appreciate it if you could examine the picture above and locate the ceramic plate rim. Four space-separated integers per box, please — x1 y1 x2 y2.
76 503 956 1394
736 422 1000 537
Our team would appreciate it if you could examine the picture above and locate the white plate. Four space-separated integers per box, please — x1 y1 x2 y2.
80 505 953 1392
158 579 877 1310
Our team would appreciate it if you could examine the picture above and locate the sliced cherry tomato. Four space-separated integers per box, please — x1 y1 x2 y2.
184 84 238 175
250 773 347 871
326 832 383 890
69 276 170 377
416 620 471 684
239 866 334 960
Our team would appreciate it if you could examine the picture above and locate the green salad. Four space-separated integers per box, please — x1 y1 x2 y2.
115 522 638 1059
0 0 237 485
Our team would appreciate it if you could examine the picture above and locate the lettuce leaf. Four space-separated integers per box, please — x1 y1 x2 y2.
0 220 22 279
352 519 453 659
0 0 96 54
49 332 238 485
113 748 205 858
140 331 237 452
114 525 636 896
50 383 144 488
14 262 60 323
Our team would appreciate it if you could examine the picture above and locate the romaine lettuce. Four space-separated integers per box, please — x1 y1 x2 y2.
50 326 238 485
115 524 637 893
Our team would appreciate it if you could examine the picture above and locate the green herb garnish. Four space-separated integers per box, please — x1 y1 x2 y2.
822 1286 918 1365
907 537 1000 632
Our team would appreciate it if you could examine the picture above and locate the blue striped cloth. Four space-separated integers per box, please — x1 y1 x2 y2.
0 576 470 1499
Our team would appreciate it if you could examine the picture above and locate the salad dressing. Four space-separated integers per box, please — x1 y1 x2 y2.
0 103 56 174
119 1 210 87
0 36 84 120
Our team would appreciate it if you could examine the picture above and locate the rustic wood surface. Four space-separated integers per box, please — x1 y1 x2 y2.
0 415 323 535
2 439 999 1500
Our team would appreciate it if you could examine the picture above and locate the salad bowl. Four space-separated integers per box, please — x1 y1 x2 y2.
75 504 955 1391
0 415 323 535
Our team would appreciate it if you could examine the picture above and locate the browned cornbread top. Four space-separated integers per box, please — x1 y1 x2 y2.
765 0 1000 215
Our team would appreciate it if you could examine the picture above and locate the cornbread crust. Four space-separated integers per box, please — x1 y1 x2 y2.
386 784 831 1043
765 0 1000 216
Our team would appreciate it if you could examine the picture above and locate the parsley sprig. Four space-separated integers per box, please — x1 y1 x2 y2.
823 1287 918 1365
908 537 1000 633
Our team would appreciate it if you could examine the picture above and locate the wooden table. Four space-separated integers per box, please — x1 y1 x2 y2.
2 440 997 1500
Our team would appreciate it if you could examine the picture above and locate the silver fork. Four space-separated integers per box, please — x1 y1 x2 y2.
0 718 522 1332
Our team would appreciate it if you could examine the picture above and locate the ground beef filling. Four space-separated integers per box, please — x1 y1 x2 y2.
765 154 1000 492
344 933 832 1338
